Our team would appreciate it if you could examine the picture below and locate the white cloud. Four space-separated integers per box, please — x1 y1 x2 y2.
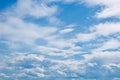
36 44 82 57
76 33 96 42
0 17 57 45
84 51 120 64
45 0 78 4
50 59 86 75
75 22 120 42
103 63 120 70
83 0 120 18
113 78 120 80
23 67 45 78
93 39 120 51
56 70 67 76
94 22 120 36
0 52 47 78
0 0 120 79
66 24 77 28
11 0 58 18
0 0 60 47
0 73 9 78
36 46 62 56
59 28 74 34
48 39 74 48
47 17 63 25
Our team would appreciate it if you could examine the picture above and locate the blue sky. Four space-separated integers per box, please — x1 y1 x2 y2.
0 0 120 80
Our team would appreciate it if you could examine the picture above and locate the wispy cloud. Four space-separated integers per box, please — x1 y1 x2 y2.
83 0 120 18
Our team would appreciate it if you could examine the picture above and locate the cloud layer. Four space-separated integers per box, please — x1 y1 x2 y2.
0 0 120 80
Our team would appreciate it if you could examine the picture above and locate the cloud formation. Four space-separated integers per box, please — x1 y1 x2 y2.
0 0 120 80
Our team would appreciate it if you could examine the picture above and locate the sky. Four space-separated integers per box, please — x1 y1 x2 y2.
0 0 120 80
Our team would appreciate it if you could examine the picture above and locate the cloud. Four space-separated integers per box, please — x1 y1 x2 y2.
94 22 120 36
76 33 96 42
48 39 74 49
84 51 120 64
59 28 74 34
0 0 59 47
7 0 58 19
36 43 82 57
45 0 79 4
113 78 120 80
0 17 57 45
75 22 120 42
0 0 120 79
0 52 46 79
83 0 120 18
93 39 120 51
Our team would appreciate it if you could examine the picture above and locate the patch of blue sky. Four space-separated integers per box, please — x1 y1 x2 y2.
57 3 102 27
0 0 17 11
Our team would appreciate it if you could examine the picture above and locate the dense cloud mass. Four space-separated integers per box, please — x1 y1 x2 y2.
0 0 120 80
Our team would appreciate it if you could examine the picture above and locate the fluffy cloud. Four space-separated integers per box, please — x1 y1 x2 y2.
94 22 120 36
